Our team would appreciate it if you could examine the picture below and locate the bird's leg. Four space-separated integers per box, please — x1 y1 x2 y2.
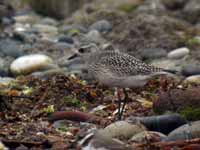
116 88 122 120
120 88 128 118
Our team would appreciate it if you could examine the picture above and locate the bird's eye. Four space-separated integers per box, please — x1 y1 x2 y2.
78 48 85 53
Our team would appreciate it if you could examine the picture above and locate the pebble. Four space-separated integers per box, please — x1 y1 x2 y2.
184 75 200 84
103 121 146 139
0 77 14 86
83 30 104 44
33 24 58 34
40 17 58 26
10 54 53 75
89 20 112 33
139 48 167 60
181 64 200 76
167 47 190 59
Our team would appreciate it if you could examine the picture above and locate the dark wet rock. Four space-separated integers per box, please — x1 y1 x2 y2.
183 0 200 23
162 0 187 10
130 131 166 143
58 35 74 44
127 114 186 135
0 39 23 58
166 121 200 141
13 31 37 43
89 19 112 33
54 42 73 50
181 64 200 76
139 48 167 60
153 88 200 115
103 121 146 139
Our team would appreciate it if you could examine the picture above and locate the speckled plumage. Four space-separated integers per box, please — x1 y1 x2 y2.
83 51 171 88
87 51 162 76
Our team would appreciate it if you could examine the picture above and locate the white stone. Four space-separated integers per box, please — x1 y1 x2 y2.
0 141 8 150
10 54 53 75
167 47 190 59
184 75 200 84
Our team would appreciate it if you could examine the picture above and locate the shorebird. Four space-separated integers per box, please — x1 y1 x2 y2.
75 45 177 120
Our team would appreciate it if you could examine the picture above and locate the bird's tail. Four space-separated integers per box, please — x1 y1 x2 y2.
162 69 179 74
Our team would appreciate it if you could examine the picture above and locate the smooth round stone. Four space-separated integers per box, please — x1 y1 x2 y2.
167 47 190 59
10 54 53 75
184 75 200 84
130 131 166 143
89 20 112 33
33 24 58 34
0 77 14 86
166 121 200 141
103 121 146 139
84 30 103 44
181 64 200 76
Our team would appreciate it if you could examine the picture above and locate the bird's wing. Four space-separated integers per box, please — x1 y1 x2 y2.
99 53 161 76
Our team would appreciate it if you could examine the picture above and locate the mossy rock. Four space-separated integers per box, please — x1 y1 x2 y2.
180 107 200 121
117 3 138 13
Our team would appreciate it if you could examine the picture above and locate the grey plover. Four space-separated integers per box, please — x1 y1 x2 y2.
78 49 176 119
